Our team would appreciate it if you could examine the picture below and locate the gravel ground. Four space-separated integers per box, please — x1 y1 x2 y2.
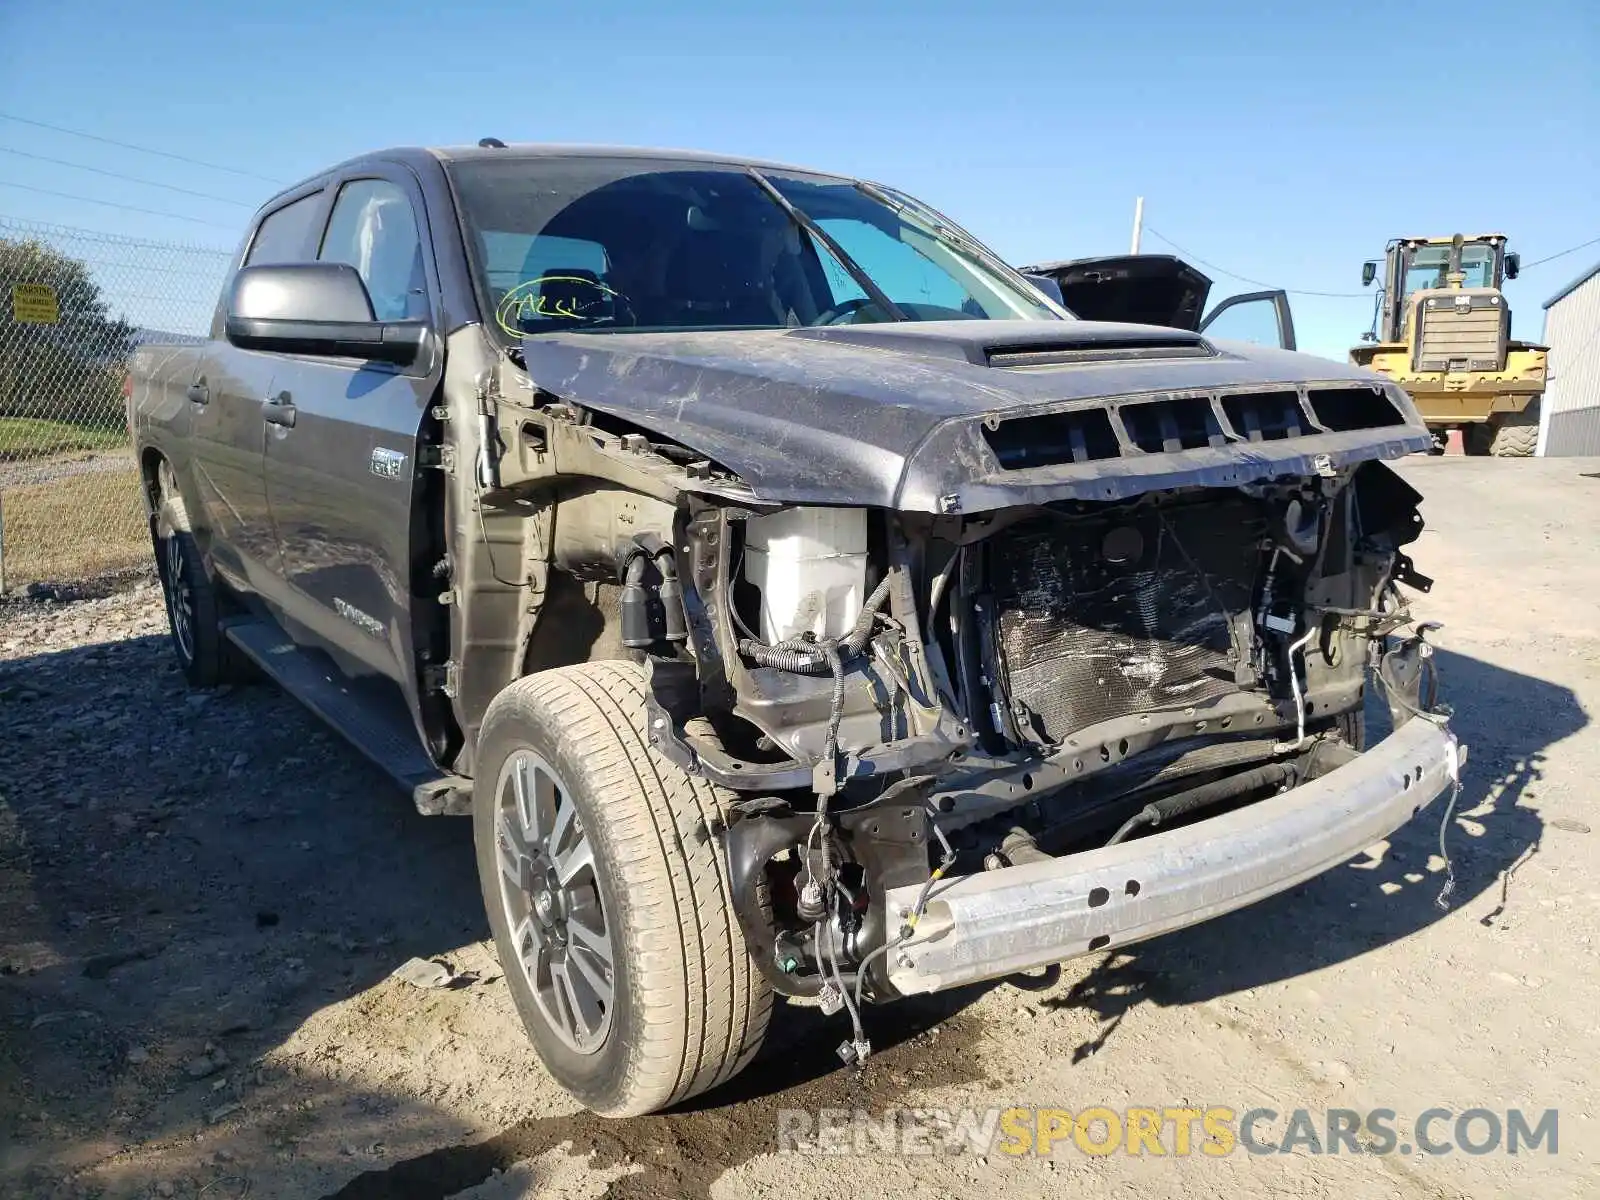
2 457 1597 1199
0 450 136 489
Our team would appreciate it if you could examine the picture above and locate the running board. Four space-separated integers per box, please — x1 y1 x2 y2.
222 617 471 816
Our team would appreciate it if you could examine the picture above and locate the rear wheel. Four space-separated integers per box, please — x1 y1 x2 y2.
1488 399 1540 457
154 464 243 688
473 660 771 1116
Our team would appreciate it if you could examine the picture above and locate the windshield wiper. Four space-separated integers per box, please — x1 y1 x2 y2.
746 168 908 323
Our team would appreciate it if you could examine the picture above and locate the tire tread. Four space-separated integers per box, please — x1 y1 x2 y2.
480 660 770 1115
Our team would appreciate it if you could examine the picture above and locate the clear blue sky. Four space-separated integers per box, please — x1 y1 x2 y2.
1 0 1595 356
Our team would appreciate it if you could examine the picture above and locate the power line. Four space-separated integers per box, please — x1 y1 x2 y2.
1148 222 1600 293
1520 234 1600 271
0 180 237 229
1144 226 1368 298
0 145 256 207
0 111 285 184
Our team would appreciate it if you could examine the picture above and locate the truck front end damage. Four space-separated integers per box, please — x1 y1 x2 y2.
477 314 1459 1072
609 373 1456 1050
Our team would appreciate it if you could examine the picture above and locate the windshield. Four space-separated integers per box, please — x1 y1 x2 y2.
446 156 1062 341
1401 243 1496 298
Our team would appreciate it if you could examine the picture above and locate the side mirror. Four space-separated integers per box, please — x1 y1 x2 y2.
225 263 426 365
1505 252 1521 280
1021 272 1065 307
1361 261 1378 287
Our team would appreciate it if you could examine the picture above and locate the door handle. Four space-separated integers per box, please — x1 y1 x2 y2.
186 379 209 405
261 391 297 428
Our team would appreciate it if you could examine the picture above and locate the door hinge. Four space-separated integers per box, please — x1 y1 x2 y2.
423 660 460 698
417 444 456 474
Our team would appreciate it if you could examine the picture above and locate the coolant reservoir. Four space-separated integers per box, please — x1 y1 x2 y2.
744 508 867 644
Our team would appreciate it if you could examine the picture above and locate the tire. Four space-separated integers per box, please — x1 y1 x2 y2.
1488 399 1540 458
1337 707 1366 751
154 464 243 688
1462 423 1493 456
473 660 771 1117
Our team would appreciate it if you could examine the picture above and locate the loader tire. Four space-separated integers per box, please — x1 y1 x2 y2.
1488 400 1540 458
473 660 771 1116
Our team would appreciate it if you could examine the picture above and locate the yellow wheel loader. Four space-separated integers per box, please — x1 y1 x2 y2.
1351 234 1547 456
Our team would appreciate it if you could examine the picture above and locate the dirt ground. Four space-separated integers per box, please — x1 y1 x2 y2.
2 456 1597 1199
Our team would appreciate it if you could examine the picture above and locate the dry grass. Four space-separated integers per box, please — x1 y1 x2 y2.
0 465 149 590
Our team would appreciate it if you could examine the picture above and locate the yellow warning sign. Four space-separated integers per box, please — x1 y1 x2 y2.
12 283 60 325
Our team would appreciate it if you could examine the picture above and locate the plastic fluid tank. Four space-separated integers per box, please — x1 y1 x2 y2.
744 507 867 645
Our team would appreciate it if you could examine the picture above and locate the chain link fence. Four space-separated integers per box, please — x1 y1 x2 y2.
0 216 230 591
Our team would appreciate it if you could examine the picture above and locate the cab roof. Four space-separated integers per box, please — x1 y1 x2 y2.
1397 233 1509 245
259 143 851 211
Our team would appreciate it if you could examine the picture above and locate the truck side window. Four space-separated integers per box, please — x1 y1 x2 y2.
245 192 323 265
319 179 427 322
1200 298 1282 348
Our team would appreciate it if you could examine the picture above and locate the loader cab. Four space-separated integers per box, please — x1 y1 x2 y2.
1365 234 1517 345
1019 254 1297 350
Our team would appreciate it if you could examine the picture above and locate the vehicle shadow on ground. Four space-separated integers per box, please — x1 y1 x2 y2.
1 635 1578 1198
1 630 1003 1199
1 631 491 1197
1049 646 1583 1061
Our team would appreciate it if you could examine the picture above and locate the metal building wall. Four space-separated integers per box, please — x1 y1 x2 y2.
1538 262 1600 456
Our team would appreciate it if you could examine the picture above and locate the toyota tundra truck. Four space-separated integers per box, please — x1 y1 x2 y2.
128 142 1461 1117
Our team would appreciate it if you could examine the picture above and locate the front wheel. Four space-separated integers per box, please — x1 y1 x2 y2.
473 661 771 1116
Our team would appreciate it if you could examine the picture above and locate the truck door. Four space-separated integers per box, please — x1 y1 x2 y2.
262 170 442 685
189 188 328 595
1198 290 1297 350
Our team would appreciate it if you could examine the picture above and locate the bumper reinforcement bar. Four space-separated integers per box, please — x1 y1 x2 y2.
885 717 1460 995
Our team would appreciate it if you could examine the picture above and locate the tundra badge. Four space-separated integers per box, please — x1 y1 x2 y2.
370 447 407 478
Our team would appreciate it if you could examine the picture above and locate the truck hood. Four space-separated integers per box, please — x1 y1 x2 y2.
519 320 1429 513
1018 256 1215 330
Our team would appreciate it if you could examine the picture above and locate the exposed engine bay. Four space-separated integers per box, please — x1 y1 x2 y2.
629 457 1443 1059
445 308 1466 1079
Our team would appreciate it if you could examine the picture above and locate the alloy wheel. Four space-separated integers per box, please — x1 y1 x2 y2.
163 533 195 664
493 750 615 1054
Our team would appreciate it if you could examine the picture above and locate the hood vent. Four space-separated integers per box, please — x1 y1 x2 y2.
982 385 1412 472
983 408 1120 468
1307 386 1406 432
987 334 1214 370
1221 391 1308 442
1120 396 1227 453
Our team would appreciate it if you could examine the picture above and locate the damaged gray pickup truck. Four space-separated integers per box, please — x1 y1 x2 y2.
129 143 1462 1117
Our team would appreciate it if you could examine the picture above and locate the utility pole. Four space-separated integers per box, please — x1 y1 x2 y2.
1130 196 1145 255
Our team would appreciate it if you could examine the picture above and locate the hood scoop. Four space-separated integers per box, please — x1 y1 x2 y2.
786 319 1214 367
985 334 1214 370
